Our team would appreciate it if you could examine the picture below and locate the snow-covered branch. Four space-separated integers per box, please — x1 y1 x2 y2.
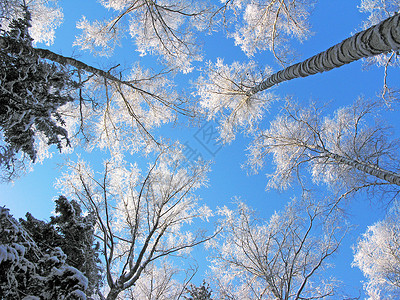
56 146 215 299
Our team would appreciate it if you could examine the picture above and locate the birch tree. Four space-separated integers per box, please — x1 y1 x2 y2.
208 196 347 300
197 13 400 142
359 0 400 67
74 0 216 73
359 0 400 103
219 0 314 63
246 98 400 197
1 8 189 151
352 202 400 299
246 12 400 96
56 147 215 300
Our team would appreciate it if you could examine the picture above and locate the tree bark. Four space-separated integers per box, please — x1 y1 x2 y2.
33 47 143 90
105 288 121 300
0 36 145 92
249 14 400 95
309 145 400 186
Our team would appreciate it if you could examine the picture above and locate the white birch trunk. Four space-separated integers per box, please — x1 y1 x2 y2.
249 14 400 95
309 144 400 186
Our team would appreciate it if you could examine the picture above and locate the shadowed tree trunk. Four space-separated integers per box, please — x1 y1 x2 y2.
248 14 400 95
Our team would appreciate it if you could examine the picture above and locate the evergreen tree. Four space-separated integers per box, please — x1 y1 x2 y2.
184 281 213 300
19 196 102 298
0 206 88 299
50 196 102 297
0 8 78 180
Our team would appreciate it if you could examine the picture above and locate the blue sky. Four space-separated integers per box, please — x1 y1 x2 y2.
1 0 399 297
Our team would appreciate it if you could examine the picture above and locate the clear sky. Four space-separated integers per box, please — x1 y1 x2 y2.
1 0 399 298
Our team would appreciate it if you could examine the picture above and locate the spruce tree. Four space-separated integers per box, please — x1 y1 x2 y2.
184 281 213 300
20 196 102 297
0 8 78 179
0 206 89 299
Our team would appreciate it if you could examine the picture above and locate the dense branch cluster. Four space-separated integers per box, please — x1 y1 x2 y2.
75 0 214 73
246 99 400 195
0 198 99 299
1 0 400 299
195 59 276 142
56 147 214 299
353 203 400 299
208 197 346 299
0 12 77 179
225 0 314 61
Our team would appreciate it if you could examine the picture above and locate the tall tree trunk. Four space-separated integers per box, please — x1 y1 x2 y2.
32 47 147 92
249 14 400 95
106 288 121 300
0 36 147 93
34 48 122 82
309 145 400 186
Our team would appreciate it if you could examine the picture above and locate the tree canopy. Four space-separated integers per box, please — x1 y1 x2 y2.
1 0 400 299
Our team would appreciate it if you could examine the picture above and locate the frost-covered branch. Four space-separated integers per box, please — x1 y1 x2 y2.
75 0 215 72
209 196 347 299
246 98 400 197
56 146 215 300
353 201 400 299
221 0 314 62
195 59 277 143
